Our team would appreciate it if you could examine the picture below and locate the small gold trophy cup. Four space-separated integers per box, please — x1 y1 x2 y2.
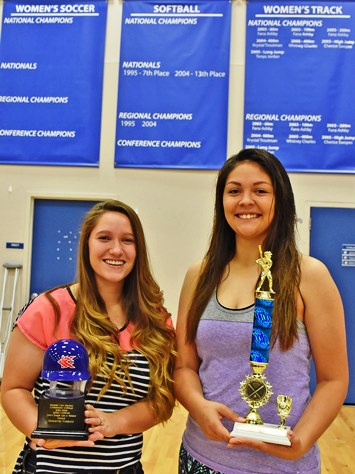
230 247 292 446
277 395 293 428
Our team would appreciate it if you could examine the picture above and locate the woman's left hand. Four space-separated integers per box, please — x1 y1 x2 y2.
34 404 110 448
228 430 305 460
85 404 117 438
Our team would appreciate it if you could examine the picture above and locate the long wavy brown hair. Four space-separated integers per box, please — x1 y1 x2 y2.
46 200 176 423
186 149 301 351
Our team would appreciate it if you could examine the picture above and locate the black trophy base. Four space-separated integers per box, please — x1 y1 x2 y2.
32 393 88 440
32 428 89 440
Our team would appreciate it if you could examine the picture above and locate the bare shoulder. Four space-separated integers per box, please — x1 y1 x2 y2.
69 282 79 298
300 254 330 281
186 260 203 279
299 254 340 300
177 261 203 317
181 260 204 290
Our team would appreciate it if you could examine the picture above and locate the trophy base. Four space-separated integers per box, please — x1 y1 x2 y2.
32 428 88 440
32 395 88 440
230 422 291 446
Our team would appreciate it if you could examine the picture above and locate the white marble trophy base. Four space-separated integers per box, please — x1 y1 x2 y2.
231 422 291 446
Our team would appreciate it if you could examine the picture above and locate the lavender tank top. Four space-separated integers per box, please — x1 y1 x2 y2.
182 293 321 474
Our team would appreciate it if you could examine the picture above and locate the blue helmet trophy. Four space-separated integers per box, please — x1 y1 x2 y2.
32 339 90 440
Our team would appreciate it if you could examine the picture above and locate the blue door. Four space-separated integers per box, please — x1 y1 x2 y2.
310 206 355 404
30 199 98 297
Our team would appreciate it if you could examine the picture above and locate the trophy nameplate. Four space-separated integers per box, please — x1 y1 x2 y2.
32 389 88 440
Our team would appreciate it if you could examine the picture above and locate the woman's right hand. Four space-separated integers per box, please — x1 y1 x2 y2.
33 430 104 450
194 400 245 443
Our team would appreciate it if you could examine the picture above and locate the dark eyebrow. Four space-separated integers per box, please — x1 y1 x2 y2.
225 180 272 186
254 181 273 186
95 230 134 237
225 180 241 186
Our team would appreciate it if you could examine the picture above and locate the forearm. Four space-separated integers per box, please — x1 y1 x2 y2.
109 400 158 434
293 379 348 452
2 388 38 439
174 367 206 419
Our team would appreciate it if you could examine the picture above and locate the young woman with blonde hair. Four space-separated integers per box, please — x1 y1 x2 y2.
2 199 176 474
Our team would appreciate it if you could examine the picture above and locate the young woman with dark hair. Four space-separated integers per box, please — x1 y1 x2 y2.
174 149 348 474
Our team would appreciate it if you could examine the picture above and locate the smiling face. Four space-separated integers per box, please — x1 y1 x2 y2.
223 161 275 244
88 211 137 291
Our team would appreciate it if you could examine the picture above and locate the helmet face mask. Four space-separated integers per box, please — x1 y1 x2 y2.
41 339 90 382
46 380 89 399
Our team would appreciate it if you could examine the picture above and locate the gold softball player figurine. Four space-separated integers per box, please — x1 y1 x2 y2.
256 247 275 294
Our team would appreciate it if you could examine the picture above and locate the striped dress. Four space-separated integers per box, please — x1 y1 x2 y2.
12 288 152 473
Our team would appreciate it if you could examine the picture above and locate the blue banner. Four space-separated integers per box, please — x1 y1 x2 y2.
244 0 355 173
115 0 231 169
0 0 107 166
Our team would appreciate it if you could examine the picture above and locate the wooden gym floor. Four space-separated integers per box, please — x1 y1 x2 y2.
1 401 354 473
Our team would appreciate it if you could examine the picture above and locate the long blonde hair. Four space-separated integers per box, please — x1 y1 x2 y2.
48 200 176 422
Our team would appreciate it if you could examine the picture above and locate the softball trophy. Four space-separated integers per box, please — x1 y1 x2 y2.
32 339 90 440
230 247 292 445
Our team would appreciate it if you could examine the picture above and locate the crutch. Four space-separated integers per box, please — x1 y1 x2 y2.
0 263 22 378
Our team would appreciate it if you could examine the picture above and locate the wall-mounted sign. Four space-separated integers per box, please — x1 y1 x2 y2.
0 0 107 166
244 0 355 173
115 0 232 169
